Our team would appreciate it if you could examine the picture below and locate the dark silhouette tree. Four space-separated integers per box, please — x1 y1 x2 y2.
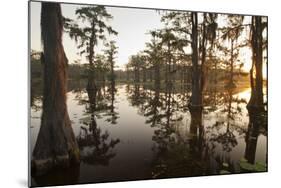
160 12 217 107
144 31 163 86
151 29 185 86
32 2 80 175
141 56 148 83
220 15 246 89
93 54 108 84
103 40 119 124
128 54 146 83
125 63 131 81
64 5 117 94
244 111 262 164
189 12 218 109
189 12 202 109
64 6 117 66
247 16 267 110
103 40 118 84
160 12 192 85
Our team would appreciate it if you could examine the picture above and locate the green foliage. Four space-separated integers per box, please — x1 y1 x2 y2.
221 15 244 42
144 32 164 69
219 15 246 58
239 158 267 172
64 5 117 63
94 54 108 70
103 41 118 69
127 53 147 71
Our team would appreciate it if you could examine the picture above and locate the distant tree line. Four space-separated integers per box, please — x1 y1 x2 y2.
124 12 267 111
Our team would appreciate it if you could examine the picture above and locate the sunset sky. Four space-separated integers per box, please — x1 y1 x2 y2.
30 1 163 70
30 1 267 76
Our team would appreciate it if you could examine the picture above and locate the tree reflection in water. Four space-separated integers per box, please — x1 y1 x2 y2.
77 82 120 166
206 87 248 154
150 106 211 178
31 81 267 184
125 82 267 177
143 83 163 126
104 81 119 124
126 83 212 178
208 89 238 152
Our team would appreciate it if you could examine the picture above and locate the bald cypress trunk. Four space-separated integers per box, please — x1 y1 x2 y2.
87 19 97 99
244 110 260 164
143 68 147 82
155 62 160 86
32 2 80 176
189 12 202 110
134 65 140 83
247 16 264 111
189 108 203 154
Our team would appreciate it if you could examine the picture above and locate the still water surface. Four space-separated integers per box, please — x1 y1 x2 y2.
30 82 267 186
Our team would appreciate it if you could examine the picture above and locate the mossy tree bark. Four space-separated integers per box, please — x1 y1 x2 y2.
32 2 80 176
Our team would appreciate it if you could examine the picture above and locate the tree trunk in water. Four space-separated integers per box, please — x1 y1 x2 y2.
189 108 203 154
189 12 202 110
143 68 147 82
255 17 264 107
110 61 115 85
180 68 183 83
166 87 172 127
155 63 160 87
135 66 140 83
244 110 261 164
190 14 208 148
126 70 130 81
165 62 168 85
149 68 153 82
183 66 188 84
247 16 264 111
87 83 97 114
87 70 97 101
86 18 97 93
32 3 80 175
